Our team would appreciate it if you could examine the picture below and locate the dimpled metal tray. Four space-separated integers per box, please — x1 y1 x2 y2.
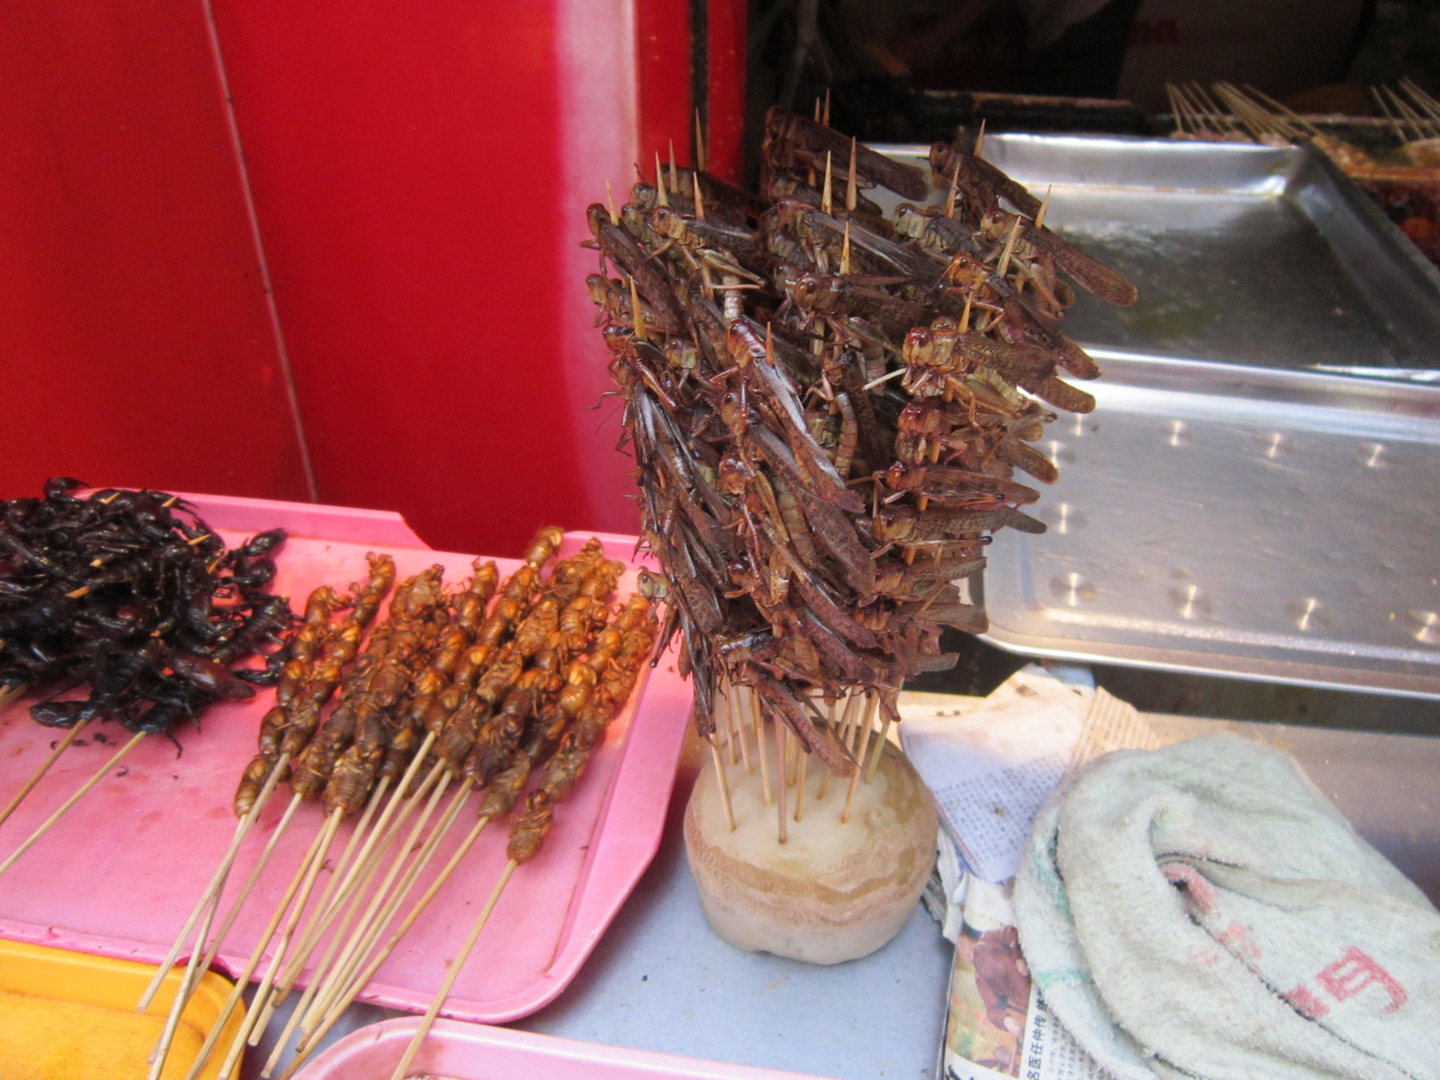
871 136 1440 694
975 352 1440 697
878 135 1440 374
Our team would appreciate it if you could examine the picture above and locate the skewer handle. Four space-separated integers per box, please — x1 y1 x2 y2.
0 731 145 878
387 859 517 1080
278 815 492 1080
709 739 736 832
138 751 291 1011
0 715 89 831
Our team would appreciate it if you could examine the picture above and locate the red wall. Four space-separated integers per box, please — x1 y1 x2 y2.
0 0 310 504
1 0 742 558
210 1 600 556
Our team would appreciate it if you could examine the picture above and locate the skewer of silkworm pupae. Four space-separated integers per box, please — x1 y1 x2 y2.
141 563 391 1016
384 599 656 1080
242 571 462 1040
313 574 629 1020
147 567 395 1072
281 592 653 1078
264 537 590 1058
178 568 445 1080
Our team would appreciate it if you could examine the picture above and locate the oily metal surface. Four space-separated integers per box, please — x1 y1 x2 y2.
878 136 1440 371
869 137 1440 692
977 353 1440 697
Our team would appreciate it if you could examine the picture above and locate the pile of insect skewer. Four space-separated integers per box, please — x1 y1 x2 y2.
135 526 657 1080
1167 79 1440 171
0 479 294 874
589 104 1136 836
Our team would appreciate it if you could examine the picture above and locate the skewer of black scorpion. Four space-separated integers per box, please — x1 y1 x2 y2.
587 105 1135 835
0 478 295 868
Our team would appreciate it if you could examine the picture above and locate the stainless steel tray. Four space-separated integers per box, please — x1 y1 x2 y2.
975 352 1440 697
869 136 1440 694
877 135 1440 374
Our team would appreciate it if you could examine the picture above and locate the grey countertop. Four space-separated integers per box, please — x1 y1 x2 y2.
248 696 1440 1080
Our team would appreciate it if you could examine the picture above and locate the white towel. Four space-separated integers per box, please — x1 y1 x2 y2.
1014 733 1440 1080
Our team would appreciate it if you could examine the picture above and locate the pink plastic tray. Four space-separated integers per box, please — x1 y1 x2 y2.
295 1017 823 1080
0 493 691 1022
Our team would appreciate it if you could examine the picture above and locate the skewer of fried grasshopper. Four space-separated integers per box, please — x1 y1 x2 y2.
179 565 443 1080
282 555 623 1058
283 591 644 1074
307 595 658 1080
251 559 502 1041
139 566 383 1015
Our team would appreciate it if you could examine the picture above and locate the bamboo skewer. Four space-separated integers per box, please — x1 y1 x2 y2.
277 784 472 1074
726 675 752 776
290 763 458 1043
216 809 346 1080
0 715 89 831
196 792 307 979
261 755 419 1020
817 690 857 802
0 730 144 877
751 689 772 807
841 693 876 824
270 776 391 986
146 886 224 1080
865 692 894 783
138 752 293 1011
721 681 739 766
793 747 807 822
145 789 307 1078
181 813 336 1080
386 860 517 1080
0 682 26 712
280 812 493 1078
774 718 787 844
1372 86 1404 141
710 738 736 831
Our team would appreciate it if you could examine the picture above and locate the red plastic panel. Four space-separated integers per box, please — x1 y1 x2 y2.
707 0 747 185
636 0 695 172
208 1 581 557
555 0 644 542
0 0 309 503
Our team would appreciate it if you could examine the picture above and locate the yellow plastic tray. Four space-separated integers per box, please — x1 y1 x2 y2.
0 938 245 1080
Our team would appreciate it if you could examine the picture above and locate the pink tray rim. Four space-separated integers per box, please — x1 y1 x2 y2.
0 493 691 1025
296 1016 829 1080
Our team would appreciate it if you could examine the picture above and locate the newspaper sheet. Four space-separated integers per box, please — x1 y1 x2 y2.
903 674 1158 1080
938 878 1105 1080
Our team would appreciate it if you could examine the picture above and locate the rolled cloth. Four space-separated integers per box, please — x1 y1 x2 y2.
1014 733 1440 1080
